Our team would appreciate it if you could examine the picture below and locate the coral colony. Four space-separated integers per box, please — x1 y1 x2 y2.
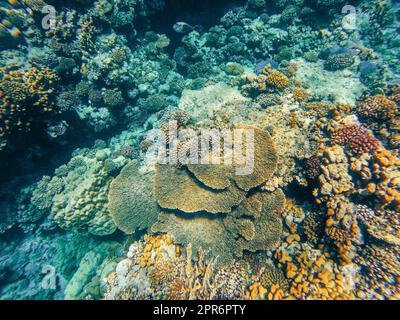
0 0 399 301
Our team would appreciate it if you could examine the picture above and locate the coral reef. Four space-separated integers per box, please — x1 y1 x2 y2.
1 0 400 301
108 160 161 234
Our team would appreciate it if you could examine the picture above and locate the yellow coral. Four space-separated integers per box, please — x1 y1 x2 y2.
265 70 289 89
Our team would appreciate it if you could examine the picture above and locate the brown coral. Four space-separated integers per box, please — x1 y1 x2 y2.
331 124 381 154
233 124 278 191
154 164 246 214
151 212 241 263
356 95 398 120
234 190 285 253
108 161 160 234
0 66 59 149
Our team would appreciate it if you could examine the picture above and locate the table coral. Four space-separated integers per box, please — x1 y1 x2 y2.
108 160 160 234
234 190 285 254
154 164 246 214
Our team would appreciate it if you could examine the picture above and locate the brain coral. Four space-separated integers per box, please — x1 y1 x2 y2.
108 160 160 234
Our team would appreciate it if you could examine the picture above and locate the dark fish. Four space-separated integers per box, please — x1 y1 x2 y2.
173 22 202 34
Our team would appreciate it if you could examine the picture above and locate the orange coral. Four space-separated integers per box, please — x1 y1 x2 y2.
0 66 58 149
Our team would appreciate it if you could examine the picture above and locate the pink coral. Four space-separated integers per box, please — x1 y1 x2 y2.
331 124 381 154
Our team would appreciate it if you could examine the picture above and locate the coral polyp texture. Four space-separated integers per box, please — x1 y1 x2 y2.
1 0 400 301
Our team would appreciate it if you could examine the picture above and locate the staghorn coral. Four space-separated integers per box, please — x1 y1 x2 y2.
331 124 381 155
108 160 160 234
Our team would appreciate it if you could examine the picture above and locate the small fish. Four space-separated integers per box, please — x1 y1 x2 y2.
173 22 202 34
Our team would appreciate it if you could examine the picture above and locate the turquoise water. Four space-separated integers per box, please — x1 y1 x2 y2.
0 0 399 300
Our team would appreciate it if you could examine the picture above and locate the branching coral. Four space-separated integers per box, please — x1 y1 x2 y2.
154 164 246 214
356 94 398 120
104 235 220 300
0 66 58 149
